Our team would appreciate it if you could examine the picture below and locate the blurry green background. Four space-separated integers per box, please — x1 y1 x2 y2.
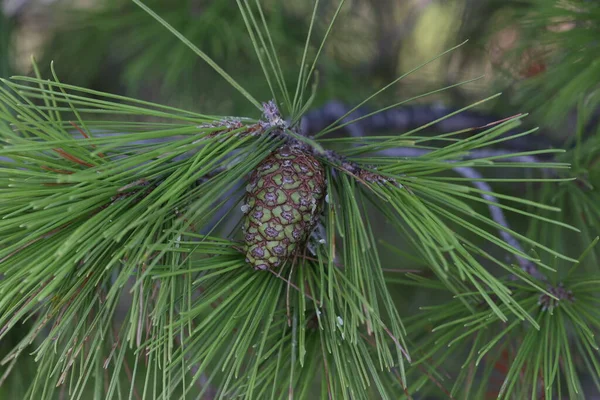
0 0 567 126
6 0 595 138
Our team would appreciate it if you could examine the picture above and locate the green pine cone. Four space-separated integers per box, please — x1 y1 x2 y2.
242 144 326 270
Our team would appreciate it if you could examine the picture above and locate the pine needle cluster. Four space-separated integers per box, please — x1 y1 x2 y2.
0 1 598 399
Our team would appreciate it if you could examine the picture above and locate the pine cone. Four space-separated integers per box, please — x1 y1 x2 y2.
243 145 326 270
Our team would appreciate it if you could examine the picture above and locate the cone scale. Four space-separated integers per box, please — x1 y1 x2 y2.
243 144 325 270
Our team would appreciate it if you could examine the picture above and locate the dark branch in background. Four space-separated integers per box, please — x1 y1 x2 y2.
374 147 550 166
2 0 32 17
366 0 432 82
345 0 434 83
300 100 563 152
453 166 546 280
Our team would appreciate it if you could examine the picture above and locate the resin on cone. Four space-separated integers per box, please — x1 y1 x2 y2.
243 144 326 270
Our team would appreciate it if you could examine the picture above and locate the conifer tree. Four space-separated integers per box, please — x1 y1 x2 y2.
0 1 598 399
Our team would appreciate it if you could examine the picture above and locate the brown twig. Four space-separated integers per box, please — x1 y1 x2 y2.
69 121 105 158
52 148 95 168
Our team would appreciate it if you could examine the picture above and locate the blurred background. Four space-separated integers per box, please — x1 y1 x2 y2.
1 0 599 398
2 0 597 136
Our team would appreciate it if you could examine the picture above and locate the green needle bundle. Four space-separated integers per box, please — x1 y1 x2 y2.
0 1 598 399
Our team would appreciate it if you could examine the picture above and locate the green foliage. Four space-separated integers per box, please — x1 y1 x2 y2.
490 0 600 127
0 1 599 399
401 263 600 399
527 108 600 271
39 0 317 113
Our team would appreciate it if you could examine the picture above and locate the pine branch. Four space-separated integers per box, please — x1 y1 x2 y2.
2 0 598 397
0 72 580 391
305 104 561 280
